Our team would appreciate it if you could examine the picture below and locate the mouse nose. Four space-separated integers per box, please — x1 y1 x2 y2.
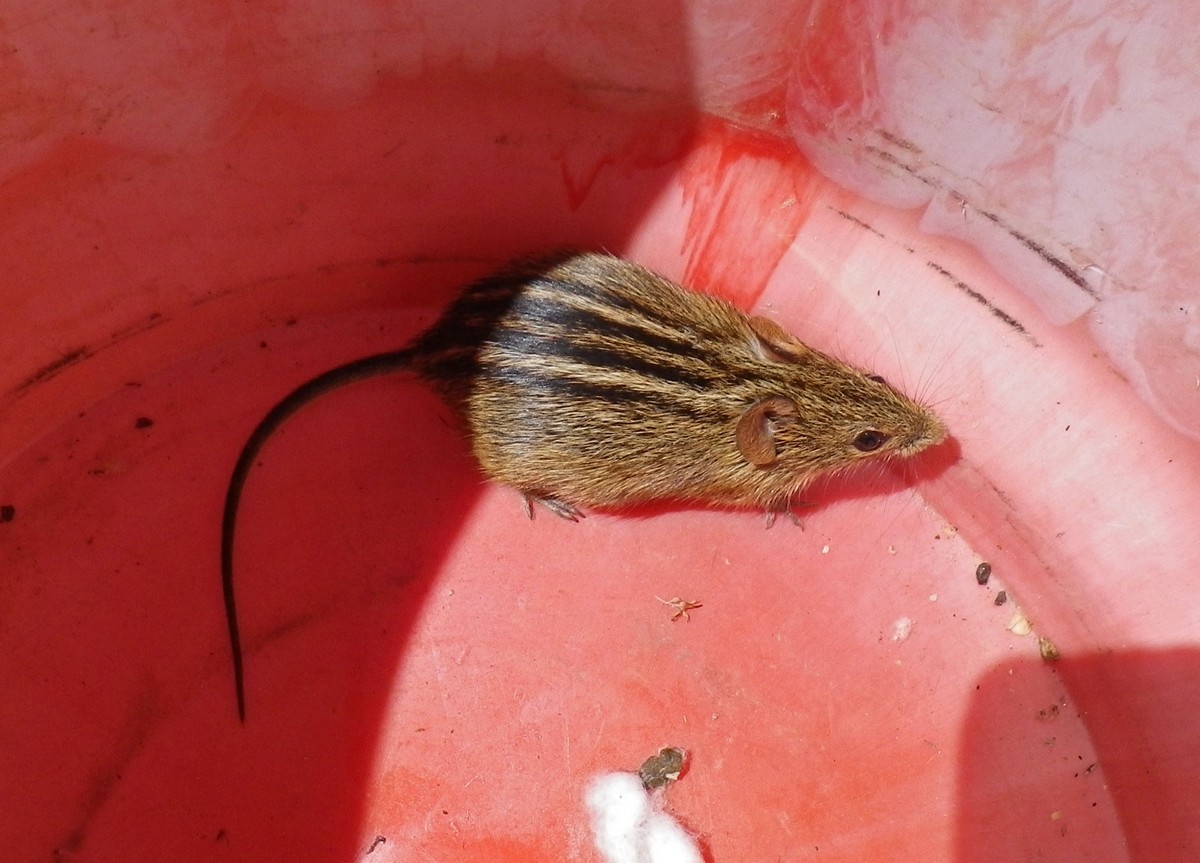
910 414 948 451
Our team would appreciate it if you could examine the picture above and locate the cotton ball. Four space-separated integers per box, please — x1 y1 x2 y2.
585 773 650 863
584 772 703 863
644 812 704 863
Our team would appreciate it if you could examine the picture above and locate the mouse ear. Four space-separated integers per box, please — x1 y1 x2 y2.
736 396 798 466
748 316 812 363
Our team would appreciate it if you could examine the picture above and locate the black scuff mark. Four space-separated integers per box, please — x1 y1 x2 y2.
828 205 1037 345
8 312 170 399
862 145 938 189
876 129 923 154
51 690 159 860
15 347 94 392
831 208 887 240
861 134 1099 302
926 262 1040 346
976 210 1097 298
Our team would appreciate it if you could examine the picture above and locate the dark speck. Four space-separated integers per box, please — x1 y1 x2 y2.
134 417 154 429
994 590 1007 606
0 504 14 522
975 562 991 585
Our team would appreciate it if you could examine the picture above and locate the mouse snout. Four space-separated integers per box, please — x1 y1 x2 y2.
901 412 948 454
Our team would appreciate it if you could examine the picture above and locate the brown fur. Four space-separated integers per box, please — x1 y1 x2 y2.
408 252 947 512
222 251 947 719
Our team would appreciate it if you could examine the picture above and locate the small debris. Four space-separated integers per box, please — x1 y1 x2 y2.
1038 637 1061 662
0 504 14 523
975 562 992 585
1036 703 1061 721
993 590 1007 606
366 835 386 855
638 747 687 790
891 617 914 642
134 416 154 429
1007 609 1032 636
656 596 702 622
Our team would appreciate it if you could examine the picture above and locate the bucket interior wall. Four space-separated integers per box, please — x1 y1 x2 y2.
3 3 1198 862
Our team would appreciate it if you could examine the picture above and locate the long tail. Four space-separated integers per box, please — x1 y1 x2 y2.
221 349 415 722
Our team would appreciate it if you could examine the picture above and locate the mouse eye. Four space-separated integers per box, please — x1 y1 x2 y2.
866 373 887 384
853 429 890 452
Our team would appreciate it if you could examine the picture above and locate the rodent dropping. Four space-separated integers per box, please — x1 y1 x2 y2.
221 251 947 719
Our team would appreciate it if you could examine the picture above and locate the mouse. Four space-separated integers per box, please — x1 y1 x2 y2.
221 251 947 720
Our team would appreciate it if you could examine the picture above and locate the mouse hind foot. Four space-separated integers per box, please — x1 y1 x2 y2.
520 493 585 522
763 501 813 530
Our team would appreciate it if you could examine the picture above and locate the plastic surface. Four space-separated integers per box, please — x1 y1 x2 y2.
2 3 1198 862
